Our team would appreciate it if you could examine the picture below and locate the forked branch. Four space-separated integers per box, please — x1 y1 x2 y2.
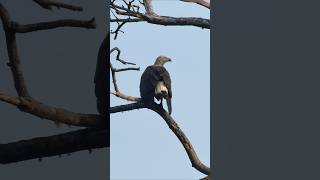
110 0 210 38
110 47 140 102
0 2 108 164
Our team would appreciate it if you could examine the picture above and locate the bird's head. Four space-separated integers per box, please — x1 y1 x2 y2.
154 55 172 66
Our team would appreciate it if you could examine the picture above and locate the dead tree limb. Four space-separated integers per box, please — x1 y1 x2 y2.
110 101 210 175
0 128 108 164
110 47 140 102
0 92 104 127
33 0 83 11
0 2 108 163
180 0 210 9
110 0 210 36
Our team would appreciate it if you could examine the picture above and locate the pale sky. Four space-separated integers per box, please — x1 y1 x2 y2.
110 1 210 180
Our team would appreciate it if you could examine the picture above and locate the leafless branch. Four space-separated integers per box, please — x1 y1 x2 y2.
143 0 155 15
110 18 143 23
0 92 104 127
110 47 140 102
0 128 108 164
110 47 137 65
180 0 210 9
0 2 108 163
33 0 83 11
110 0 210 30
110 101 210 175
11 18 96 33
0 3 102 127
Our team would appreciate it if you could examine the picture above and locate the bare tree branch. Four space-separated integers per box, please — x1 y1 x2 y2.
110 1 210 31
110 18 143 23
0 93 104 128
11 18 96 33
110 47 140 102
180 0 210 9
110 0 210 176
110 101 210 175
0 3 103 128
0 128 108 164
110 47 137 65
110 1 210 29
33 0 83 11
0 2 108 164
110 102 145 113
143 0 155 15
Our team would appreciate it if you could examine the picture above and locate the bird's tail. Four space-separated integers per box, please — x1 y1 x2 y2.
166 98 172 115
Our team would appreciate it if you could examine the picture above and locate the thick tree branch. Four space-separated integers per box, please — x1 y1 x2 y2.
11 18 96 33
110 1 210 29
0 2 108 164
180 0 210 9
0 94 104 128
110 102 145 113
0 4 30 97
0 3 102 128
0 128 108 164
110 18 143 23
33 0 83 11
143 0 155 15
1 3 95 97
148 104 210 175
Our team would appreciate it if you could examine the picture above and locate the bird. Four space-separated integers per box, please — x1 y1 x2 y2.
139 55 172 114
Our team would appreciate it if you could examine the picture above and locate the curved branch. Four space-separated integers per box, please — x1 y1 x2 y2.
110 1 210 29
11 18 96 33
0 128 108 164
143 0 155 15
148 103 210 175
0 3 102 128
0 3 30 97
110 102 145 113
33 0 83 11
180 0 210 9
110 102 210 175
110 47 140 102
0 93 104 128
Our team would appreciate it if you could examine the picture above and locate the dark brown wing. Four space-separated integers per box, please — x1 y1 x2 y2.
140 65 172 103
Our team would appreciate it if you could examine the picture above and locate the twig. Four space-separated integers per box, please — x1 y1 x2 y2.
109 47 140 102
110 47 136 65
33 0 83 11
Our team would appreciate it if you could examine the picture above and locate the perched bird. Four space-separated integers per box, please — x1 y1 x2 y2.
139 55 172 114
